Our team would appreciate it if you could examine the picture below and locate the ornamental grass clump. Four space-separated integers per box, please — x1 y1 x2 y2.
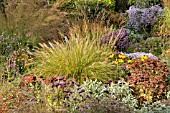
30 37 114 83
126 57 169 106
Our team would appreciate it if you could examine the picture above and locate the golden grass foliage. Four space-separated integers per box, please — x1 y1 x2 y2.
30 37 114 83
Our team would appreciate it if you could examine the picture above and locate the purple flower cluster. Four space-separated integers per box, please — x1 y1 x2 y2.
100 27 132 52
126 5 163 32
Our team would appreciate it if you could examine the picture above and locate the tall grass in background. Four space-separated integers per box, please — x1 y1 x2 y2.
68 20 112 40
160 4 170 67
0 0 47 35
159 4 170 39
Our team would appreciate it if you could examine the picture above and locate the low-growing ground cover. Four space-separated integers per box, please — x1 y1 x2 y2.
0 0 170 113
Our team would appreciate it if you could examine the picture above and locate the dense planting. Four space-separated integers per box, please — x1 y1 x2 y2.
0 0 170 113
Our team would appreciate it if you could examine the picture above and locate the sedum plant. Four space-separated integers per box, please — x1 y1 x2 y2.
30 37 114 83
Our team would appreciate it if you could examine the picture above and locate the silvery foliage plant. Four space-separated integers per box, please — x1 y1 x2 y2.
139 101 170 113
63 79 138 112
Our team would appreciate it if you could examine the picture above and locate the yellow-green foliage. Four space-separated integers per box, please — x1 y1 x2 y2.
158 4 170 38
30 38 114 83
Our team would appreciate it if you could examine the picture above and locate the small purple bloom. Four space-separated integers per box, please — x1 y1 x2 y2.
73 98 77 100
30 98 37 102
65 95 69 99
86 95 90 98
52 97 56 102
76 84 81 87
84 105 89 109
55 83 60 87
63 89 70 93
79 89 85 93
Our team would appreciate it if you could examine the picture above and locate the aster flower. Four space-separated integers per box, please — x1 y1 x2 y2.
126 5 163 32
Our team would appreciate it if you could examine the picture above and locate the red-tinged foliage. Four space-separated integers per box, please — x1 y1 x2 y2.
126 58 169 105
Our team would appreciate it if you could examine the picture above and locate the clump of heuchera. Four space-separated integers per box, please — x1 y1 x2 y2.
100 27 132 52
126 57 169 106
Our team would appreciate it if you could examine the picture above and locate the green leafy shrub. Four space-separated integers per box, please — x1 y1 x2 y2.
60 0 115 21
114 0 129 12
126 58 169 106
30 37 114 83
0 34 38 80
145 37 163 56
128 0 160 8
